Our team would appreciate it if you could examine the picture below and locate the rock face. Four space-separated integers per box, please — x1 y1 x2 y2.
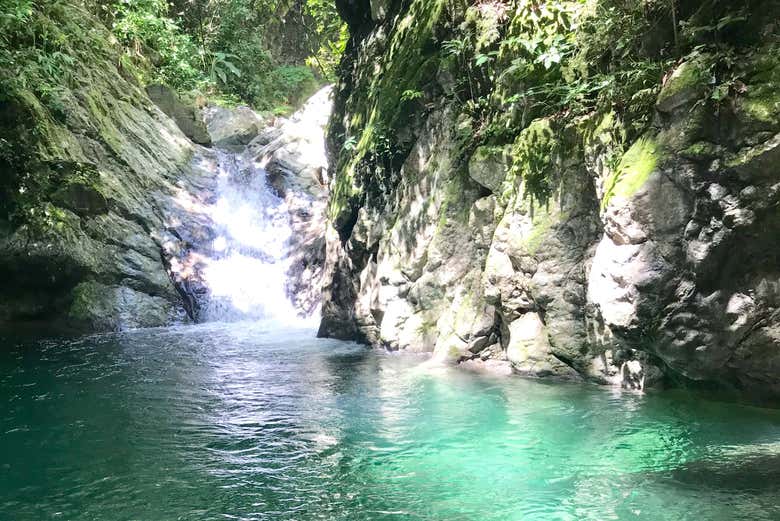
320 0 780 400
146 84 212 146
204 106 264 148
0 3 204 332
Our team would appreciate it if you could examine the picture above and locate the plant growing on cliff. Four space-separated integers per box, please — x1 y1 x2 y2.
341 136 357 152
508 119 561 206
401 89 424 102
444 37 478 102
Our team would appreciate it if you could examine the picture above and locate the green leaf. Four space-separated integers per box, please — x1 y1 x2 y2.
223 60 241 77
475 54 492 66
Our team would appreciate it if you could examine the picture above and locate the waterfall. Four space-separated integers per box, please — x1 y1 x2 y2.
163 89 332 326
200 150 301 322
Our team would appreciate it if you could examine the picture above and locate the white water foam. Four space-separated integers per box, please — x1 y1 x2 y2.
166 89 332 327
198 150 311 324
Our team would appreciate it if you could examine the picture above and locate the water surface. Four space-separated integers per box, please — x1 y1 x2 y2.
2 322 779 520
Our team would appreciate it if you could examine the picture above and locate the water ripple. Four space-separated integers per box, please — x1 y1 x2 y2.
1 322 779 520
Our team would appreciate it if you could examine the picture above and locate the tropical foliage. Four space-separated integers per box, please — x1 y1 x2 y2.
1 0 345 112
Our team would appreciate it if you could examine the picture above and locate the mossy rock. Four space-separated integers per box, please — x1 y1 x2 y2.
146 84 212 146
503 118 558 206
522 205 561 255
328 0 450 227
468 145 511 193
656 57 709 113
0 1 196 331
51 181 108 216
69 281 184 331
681 141 721 162
737 46 780 132
602 134 661 208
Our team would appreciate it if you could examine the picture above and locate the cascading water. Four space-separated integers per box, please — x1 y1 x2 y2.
199 150 301 322
164 148 304 324
163 92 331 326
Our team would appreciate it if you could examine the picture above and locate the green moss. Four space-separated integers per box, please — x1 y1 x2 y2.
83 89 125 155
16 91 83 162
504 119 560 207
746 45 780 85
655 56 708 110
437 171 471 231
328 0 450 225
602 134 660 208
724 138 774 172
681 141 720 161
522 206 560 255
68 280 106 322
733 46 780 127
473 145 504 162
741 93 780 126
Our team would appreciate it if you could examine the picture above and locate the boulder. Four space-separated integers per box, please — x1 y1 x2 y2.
203 105 263 147
656 57 708 114
146 84 211 145
506 313 578 378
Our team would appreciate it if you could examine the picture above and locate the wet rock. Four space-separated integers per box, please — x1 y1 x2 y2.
68 281 186 331
52 181 109 216
725 132 780 182
254 87 333 316
480 343 505 361
459 358 514 377
203 105 264 147
621 360 645 390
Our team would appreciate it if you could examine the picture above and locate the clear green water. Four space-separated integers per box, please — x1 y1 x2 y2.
2 322 780 521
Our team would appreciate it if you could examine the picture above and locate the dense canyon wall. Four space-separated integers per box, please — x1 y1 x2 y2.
321 0 780 398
